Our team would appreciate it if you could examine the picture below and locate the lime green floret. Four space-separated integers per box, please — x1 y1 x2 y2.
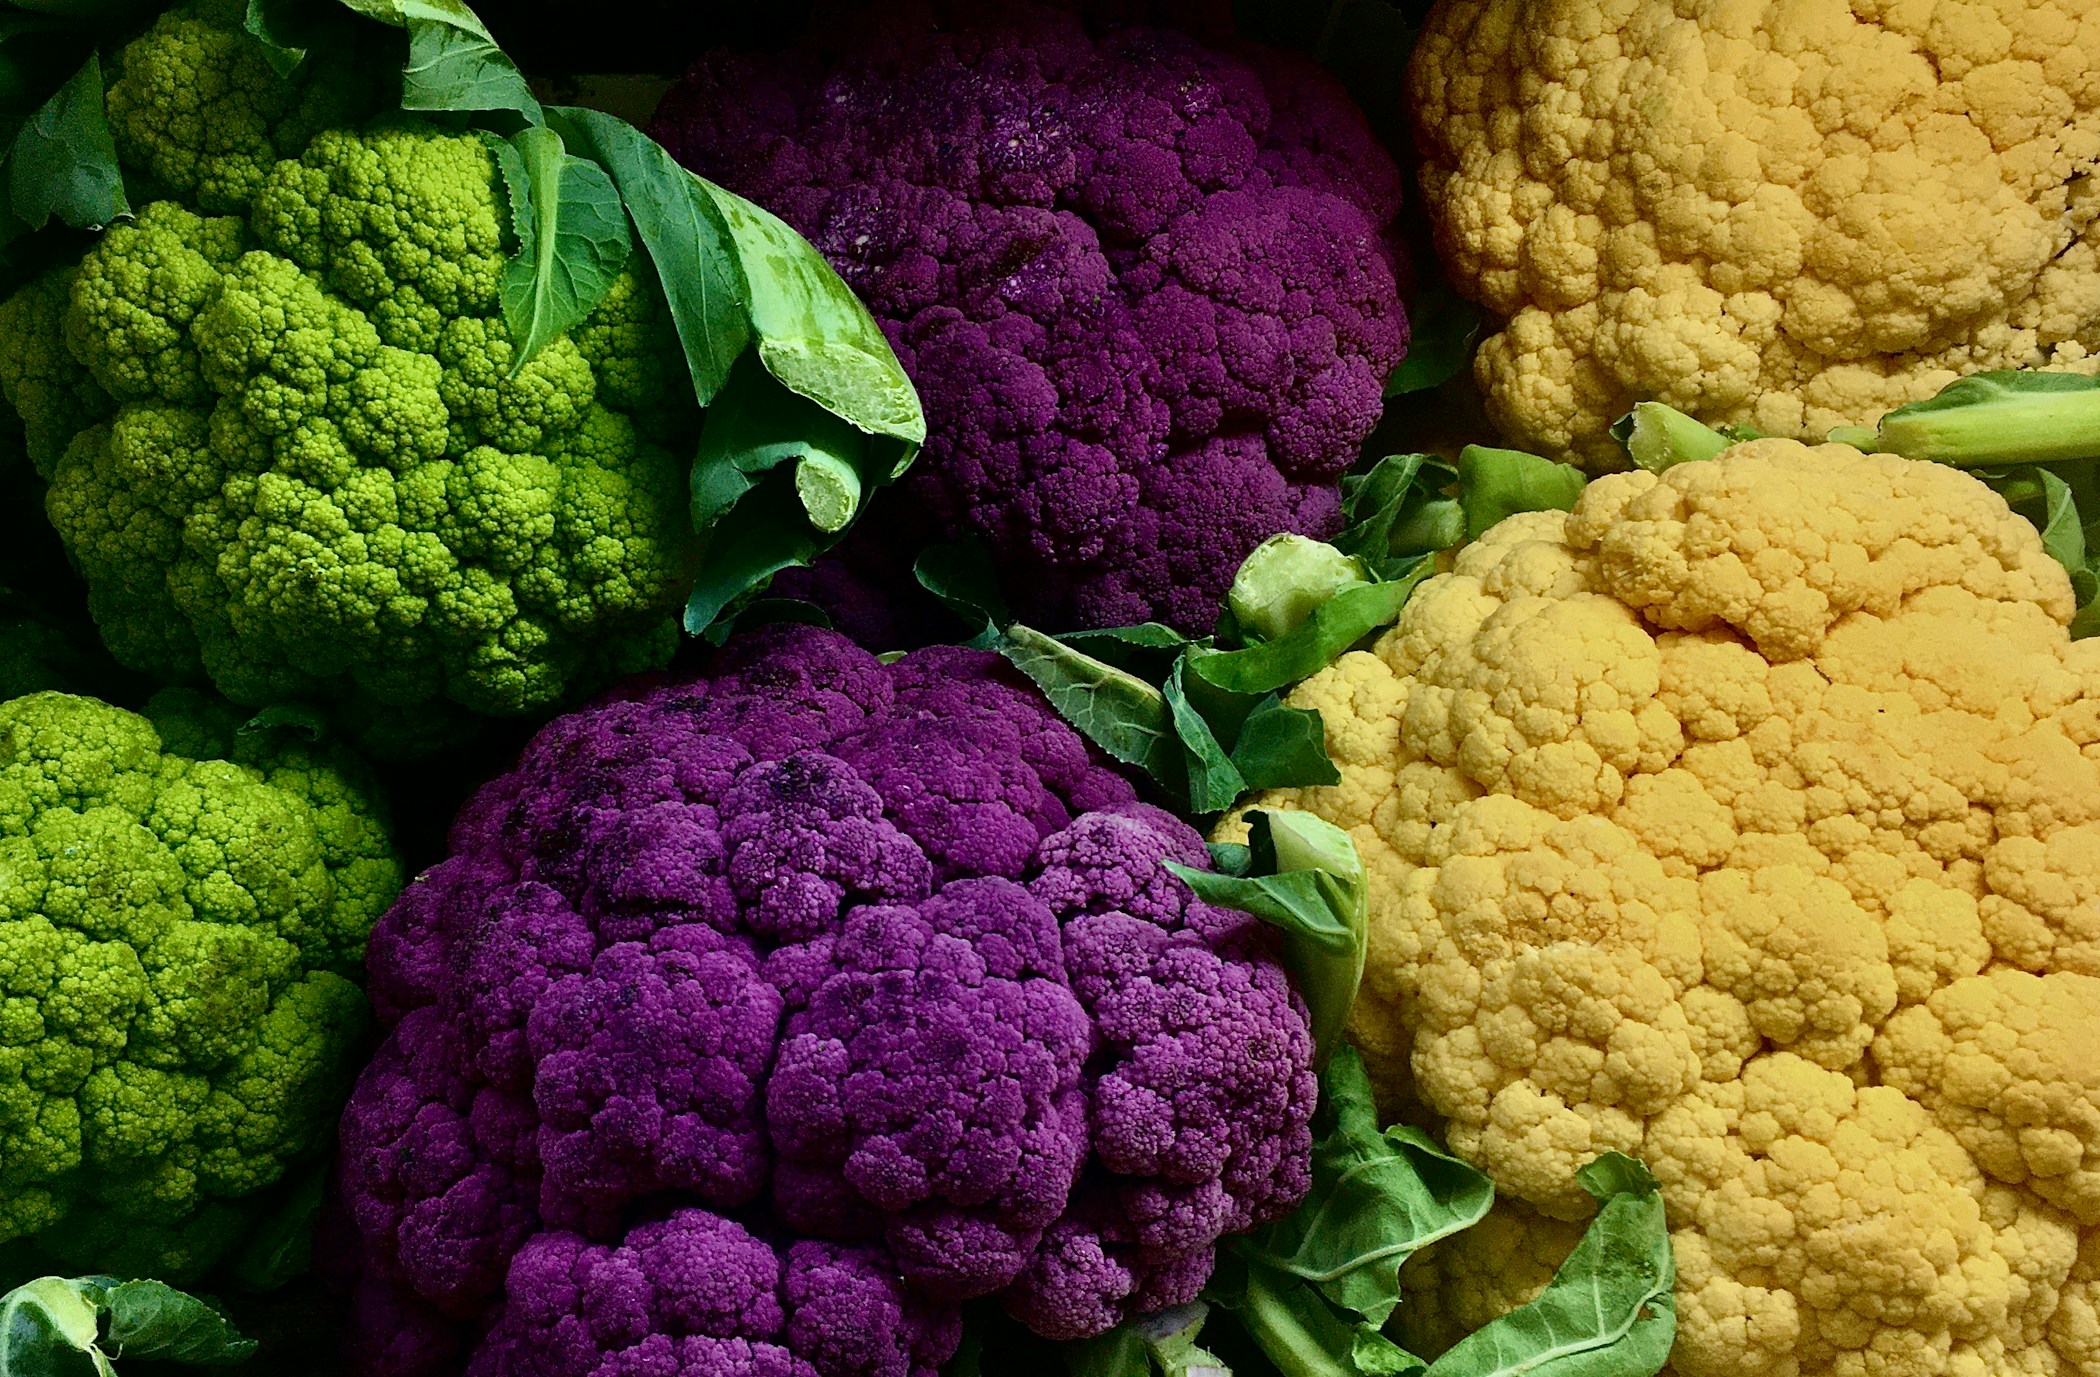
0 4 700 751
0 689 399 1281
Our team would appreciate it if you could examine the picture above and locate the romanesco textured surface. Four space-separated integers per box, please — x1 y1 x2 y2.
1243 441 2100 1375
1411 0 2100 468
0 689 399 1281
0 4 701 752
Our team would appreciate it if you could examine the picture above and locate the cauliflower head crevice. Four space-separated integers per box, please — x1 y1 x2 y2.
1245 440 2100 1375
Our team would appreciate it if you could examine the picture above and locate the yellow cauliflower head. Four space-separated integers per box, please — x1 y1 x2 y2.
1242 440 2100 1375
1410 0 2100 469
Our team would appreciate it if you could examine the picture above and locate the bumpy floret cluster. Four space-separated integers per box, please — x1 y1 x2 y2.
1411 0 2100 468
0 4 700 751
651 0 1407 638
1244 442 2100 1375
0 689 399 1280
336 625 1318 1376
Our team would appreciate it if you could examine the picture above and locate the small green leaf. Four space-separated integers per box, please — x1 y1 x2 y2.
339 0 542 119
1057 623 1196 676
1167 811 1367 1064
0 1276 103 1376
912 537 1012 635
6 53 125 233
101 1283 255 1366
239 703 329 742
996 623 1182 790
542 107 750 406
1420 1153 1674 1377
228 1160 328 1291
1165 658 1249 815
496 125 631 373
1384 279 1483 398
698 597 834 648
1335 453 1464 580
1454 444 1587 540
1612 401 1733 473
1191 570 1426 697
1230 695 1338 792
1066 1325 1150 1377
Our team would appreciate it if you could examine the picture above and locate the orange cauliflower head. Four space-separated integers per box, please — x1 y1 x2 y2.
1410 0 2100 469
1244 439 2100 1375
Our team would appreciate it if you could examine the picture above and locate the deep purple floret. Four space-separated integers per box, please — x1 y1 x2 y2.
338 627 1317 1375
651 0 1407 640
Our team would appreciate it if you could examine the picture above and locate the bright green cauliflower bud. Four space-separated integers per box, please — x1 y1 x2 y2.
14 7 702 752
101 0 377 215
0 690 397 1280
0 273 111 479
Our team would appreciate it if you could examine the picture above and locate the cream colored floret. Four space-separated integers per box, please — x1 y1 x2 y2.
1410 0 2100 468
1235 443 2100 1375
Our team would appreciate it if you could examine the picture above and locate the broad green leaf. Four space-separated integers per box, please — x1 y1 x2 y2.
6 53 125 232
0 1276 103 1377
996 623 1182 790
1228 1258 1423 1377
1229 535 1371 643
100 1283 254 1365
1230 695 1338 792
1067 1326 1150 1377
682 463 821 637
1454 444 1587 540
542 107 749 405
1421 1154 1674 1377
1383 278 1483 398
1057 623 1195 676
1868 371 2100 468
336 0 542 119
1611 402 1733 473
495 125 631 372
1242 1048 1492 1323
1166 812 1367 1063
1190 570 1426 696
698 180 924 447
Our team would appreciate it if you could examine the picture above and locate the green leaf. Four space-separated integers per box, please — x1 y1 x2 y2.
997 623 1182 787
1190 570 1427 697
1334 454 1464 581
699 180 925 449
1230 695 1339 792
338 0 542 120
6 52 125 233
1067 1326 1151 1377
1057 623 1195 676
1229 535 1372 644
239 702 329 743
697 596 834 648
684 359 887 634
227 1159 328 1291
542 107 750 406
1420 1154 1674 1377
1611 402 1734 473
1384 279 1483 398
1453 445 1587 540
1165 657 1249 815
1228 1259 1422 1377
1137 1305 1233 1377
1241 1048 1493 1324
494 125 631 373
1867 371 2100 468
1166 811 1367 1064
912 536 1011 637
100 1283 254 1366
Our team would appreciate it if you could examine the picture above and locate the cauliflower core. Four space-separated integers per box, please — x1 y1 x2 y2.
337 626 1316 1376
1411 0 2100 468
0 690 398 1280
1246 441 2100 1375
0 4 699 748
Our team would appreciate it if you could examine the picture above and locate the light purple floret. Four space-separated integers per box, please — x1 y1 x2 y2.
650 0 1407 641
339 626 1317 1373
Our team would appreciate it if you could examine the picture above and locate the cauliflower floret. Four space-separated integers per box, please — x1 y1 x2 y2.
1411 0 2100 468
1245 441 2100 1374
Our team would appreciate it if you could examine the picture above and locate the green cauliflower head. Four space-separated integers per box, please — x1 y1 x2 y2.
0 688 399 1281
0 3 700 752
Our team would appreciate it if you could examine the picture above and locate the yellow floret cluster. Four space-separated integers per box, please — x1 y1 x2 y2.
1241 439 2100 1376
1410 0 2100 469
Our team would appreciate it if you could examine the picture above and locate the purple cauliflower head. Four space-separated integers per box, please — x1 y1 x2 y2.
338 626 1318 1374
650 1 1407 640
